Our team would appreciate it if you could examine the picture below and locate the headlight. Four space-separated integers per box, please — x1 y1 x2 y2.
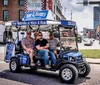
69 57 75 62
83 57 86 61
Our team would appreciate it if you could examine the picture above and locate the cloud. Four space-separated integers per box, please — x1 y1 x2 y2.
61 0 85 12
60 0 94 31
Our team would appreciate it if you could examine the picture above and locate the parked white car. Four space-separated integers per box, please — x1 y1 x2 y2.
83 38 93 46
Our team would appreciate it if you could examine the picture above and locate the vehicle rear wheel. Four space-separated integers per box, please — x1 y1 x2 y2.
30 66 37 71
9 58 21 72
59 64 78 84
79 63 91 77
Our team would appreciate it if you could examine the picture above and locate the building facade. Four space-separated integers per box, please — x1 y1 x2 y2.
0 0 65 23
83 28 96 38
0 0 24 22
52 0 66 21
93 6 100 29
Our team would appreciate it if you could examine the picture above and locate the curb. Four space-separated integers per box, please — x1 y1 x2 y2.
0 61 6 64
88 62 100 64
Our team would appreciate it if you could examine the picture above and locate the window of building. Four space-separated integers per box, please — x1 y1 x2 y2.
56 15 60 21
19 0 24 6
3 10 8 21
19 10 24 21
3 0 8 6
56 6 62 16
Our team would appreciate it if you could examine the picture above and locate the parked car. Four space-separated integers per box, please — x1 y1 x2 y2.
83 38 93 46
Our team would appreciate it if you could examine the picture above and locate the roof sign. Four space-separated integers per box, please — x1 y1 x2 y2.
61 20 76 27
22 10 54 21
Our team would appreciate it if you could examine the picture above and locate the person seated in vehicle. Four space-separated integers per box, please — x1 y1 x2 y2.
34 32 39 41
22 31 35 66
35 32 57 69
33 32 41 66
48 32 59 58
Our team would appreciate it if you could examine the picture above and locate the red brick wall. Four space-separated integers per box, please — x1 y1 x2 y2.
42 0 46 10
48 0 52 11
0 0 53 21
0 0 24 21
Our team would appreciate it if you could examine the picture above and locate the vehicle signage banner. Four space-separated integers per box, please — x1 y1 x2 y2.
4 43 15 62
61 20 76 27
22 10 48 21
12 20 47 26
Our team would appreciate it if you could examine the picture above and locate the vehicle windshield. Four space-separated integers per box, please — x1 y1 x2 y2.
59 27 77 50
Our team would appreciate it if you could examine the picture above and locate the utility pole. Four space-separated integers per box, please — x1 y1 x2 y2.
71 10 72 21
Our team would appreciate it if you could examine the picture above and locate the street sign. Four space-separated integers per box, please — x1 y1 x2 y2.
12 20 47 26
61 20 76 27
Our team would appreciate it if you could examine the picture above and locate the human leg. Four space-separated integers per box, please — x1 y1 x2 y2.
38 50 50 68
49 51 57 65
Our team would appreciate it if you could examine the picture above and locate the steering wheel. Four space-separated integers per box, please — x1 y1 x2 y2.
62 46 72 51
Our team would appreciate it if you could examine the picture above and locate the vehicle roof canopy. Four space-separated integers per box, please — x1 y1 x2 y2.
5 10 76 28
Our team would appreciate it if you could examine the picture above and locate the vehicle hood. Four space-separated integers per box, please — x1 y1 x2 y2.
63 52 82 58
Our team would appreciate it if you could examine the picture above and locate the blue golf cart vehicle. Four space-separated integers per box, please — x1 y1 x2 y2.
4 10 90 84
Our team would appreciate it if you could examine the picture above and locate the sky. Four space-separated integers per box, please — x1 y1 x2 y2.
60 0 98 31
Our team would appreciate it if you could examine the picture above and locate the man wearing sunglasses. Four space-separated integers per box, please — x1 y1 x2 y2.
35 32 57 69
22 31 35 66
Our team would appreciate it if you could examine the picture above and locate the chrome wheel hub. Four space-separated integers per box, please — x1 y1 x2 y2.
62 68 73 81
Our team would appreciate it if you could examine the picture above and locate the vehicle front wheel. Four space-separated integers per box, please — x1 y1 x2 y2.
9 58 21 72
79 63 91 77
59 64 78 84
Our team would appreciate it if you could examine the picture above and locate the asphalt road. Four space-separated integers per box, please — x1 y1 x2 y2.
0 43 100 85
0 63 100 85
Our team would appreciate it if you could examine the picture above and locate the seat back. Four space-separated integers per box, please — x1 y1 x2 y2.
15 41 23 54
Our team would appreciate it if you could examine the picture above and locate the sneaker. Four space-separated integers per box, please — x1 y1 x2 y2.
45 65 51 69
31 62 35 66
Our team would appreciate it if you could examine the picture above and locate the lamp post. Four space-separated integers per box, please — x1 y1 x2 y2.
71 10 72 21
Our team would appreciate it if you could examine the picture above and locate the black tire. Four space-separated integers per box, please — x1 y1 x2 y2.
30 66 37 71
79 63 91 77
59 64 78 84
9 58 21 73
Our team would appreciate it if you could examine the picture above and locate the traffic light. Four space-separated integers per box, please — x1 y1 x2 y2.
83 0 88 6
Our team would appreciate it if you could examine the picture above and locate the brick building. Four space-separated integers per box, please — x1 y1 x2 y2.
0 0 24 22
0 0 65 22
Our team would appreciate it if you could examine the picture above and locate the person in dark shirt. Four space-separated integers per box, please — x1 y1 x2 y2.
35 32 57 69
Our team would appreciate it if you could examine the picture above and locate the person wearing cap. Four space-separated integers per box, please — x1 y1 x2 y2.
22 31 35 66
48 32 59 58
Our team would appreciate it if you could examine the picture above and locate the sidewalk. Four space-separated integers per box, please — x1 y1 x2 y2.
86 58 100 64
